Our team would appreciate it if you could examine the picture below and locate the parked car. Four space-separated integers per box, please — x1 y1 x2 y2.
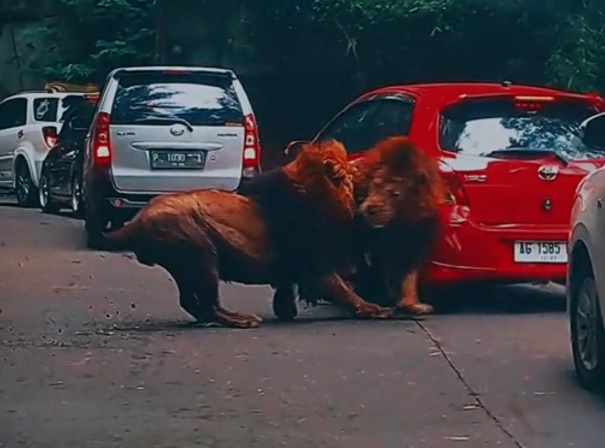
285 82 605 290
567 111 605 391
0 90 95 206
83 65 261 249
38 94 98 217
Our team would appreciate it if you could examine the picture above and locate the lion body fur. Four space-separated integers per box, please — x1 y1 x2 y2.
103 140 363 326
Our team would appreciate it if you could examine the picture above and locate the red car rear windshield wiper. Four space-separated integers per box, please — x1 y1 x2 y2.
481 148 570 166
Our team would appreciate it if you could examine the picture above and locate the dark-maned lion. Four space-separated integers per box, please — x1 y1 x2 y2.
103 141 392 328
272 136 446 319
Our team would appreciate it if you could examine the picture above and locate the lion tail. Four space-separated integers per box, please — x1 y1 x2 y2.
102 219 141 251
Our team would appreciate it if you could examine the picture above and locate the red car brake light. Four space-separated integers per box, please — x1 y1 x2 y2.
242 114 261 176
42 126 58 148
92 112 112 168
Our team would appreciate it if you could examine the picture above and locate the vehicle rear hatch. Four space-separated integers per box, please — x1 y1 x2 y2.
439 95 605 226
109 69 246 193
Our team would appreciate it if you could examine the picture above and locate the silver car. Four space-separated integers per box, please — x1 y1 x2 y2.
83 66 261 248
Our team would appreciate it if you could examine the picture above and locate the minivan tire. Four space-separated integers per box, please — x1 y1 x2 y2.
85 203 110 250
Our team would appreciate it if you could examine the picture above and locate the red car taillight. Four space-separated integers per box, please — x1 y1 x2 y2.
92 112 112 168
42 126 58 148
242 113 261 177
440 162 470 226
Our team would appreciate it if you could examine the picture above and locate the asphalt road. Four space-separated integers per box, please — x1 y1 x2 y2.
1 198 605 448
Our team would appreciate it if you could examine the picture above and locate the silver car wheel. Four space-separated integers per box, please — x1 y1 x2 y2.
576 277 600 371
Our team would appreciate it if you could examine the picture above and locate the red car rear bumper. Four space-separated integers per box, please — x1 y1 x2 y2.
421 209 568 287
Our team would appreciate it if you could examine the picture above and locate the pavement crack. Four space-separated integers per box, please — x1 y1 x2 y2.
416 321 526 448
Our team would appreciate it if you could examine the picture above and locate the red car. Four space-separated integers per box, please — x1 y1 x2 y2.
286 82 605 288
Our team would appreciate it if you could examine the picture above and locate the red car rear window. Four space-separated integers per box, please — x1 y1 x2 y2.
439 98 600 160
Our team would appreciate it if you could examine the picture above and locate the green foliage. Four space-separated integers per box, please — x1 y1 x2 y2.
27 0 156 83
22 0 605 93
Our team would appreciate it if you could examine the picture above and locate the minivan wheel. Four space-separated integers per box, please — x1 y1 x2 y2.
85 203 110 250
570 268 605 391
71 175 84 219
39 170 61 214
15 161 38 207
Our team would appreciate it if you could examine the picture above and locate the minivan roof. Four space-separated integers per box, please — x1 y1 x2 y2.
108 66 236 78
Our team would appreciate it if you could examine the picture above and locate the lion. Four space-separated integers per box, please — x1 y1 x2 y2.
271 136 446 319
102 140 393 328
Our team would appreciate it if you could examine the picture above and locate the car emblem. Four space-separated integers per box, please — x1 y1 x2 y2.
543 198 552 211
170 124 186 136
538 164 559 181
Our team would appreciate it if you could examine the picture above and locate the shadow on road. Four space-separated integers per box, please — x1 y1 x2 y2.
109 312 422 334
431 283 566 315
0 200 79 219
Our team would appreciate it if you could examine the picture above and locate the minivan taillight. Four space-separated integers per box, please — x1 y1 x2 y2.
42 126 58 148
242 113 260 177
439 162 470 226
92 112 112 168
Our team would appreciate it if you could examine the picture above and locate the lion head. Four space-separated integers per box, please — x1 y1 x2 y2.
354 136 446 229
283 140 355 224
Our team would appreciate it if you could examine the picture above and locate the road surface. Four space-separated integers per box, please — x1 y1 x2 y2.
1 198 605 448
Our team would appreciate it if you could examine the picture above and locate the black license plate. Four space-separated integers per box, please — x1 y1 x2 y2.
150 150 206 170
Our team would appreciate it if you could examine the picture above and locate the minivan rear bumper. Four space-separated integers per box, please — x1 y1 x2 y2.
421 217 569 287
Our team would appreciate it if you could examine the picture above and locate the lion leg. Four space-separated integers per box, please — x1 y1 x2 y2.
272 285 298 321
162 260 210 322
191 264 262 329
396 270 434 315
321 274 394 319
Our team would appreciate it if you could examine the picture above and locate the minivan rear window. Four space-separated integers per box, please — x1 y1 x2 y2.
33 98 59 122
111 72 244 126
440 98 602 160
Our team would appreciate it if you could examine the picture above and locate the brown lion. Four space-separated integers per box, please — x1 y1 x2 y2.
272 136 446 319
102 140 392 328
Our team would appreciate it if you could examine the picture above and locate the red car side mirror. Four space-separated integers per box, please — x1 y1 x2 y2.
284 140 308 157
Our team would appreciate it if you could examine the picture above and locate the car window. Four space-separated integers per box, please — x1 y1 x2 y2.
58 101 96 143
0 98 27 130
440 98 603 160
33 97 60 122
317 96 415 154
111 71 244 126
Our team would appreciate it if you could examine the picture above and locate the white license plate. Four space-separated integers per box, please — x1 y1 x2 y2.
513 241 567 263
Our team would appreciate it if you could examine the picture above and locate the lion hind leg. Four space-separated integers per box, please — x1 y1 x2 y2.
189 255 262 329
164 259 214 322
396 270 434 315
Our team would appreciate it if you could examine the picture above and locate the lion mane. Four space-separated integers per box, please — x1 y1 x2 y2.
272 136 446 319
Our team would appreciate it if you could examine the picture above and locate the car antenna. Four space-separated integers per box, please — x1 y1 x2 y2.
501 80 513 88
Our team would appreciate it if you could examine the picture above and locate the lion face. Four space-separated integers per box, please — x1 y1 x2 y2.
358 166 412 228
292 140 355 224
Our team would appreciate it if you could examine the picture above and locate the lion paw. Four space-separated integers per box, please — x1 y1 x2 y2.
355 303 394 319
398 302 434 315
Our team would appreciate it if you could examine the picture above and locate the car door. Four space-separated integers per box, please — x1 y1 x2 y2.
314 94 416 158
53 115 79 197
0 98 28 187
578 113 605 321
